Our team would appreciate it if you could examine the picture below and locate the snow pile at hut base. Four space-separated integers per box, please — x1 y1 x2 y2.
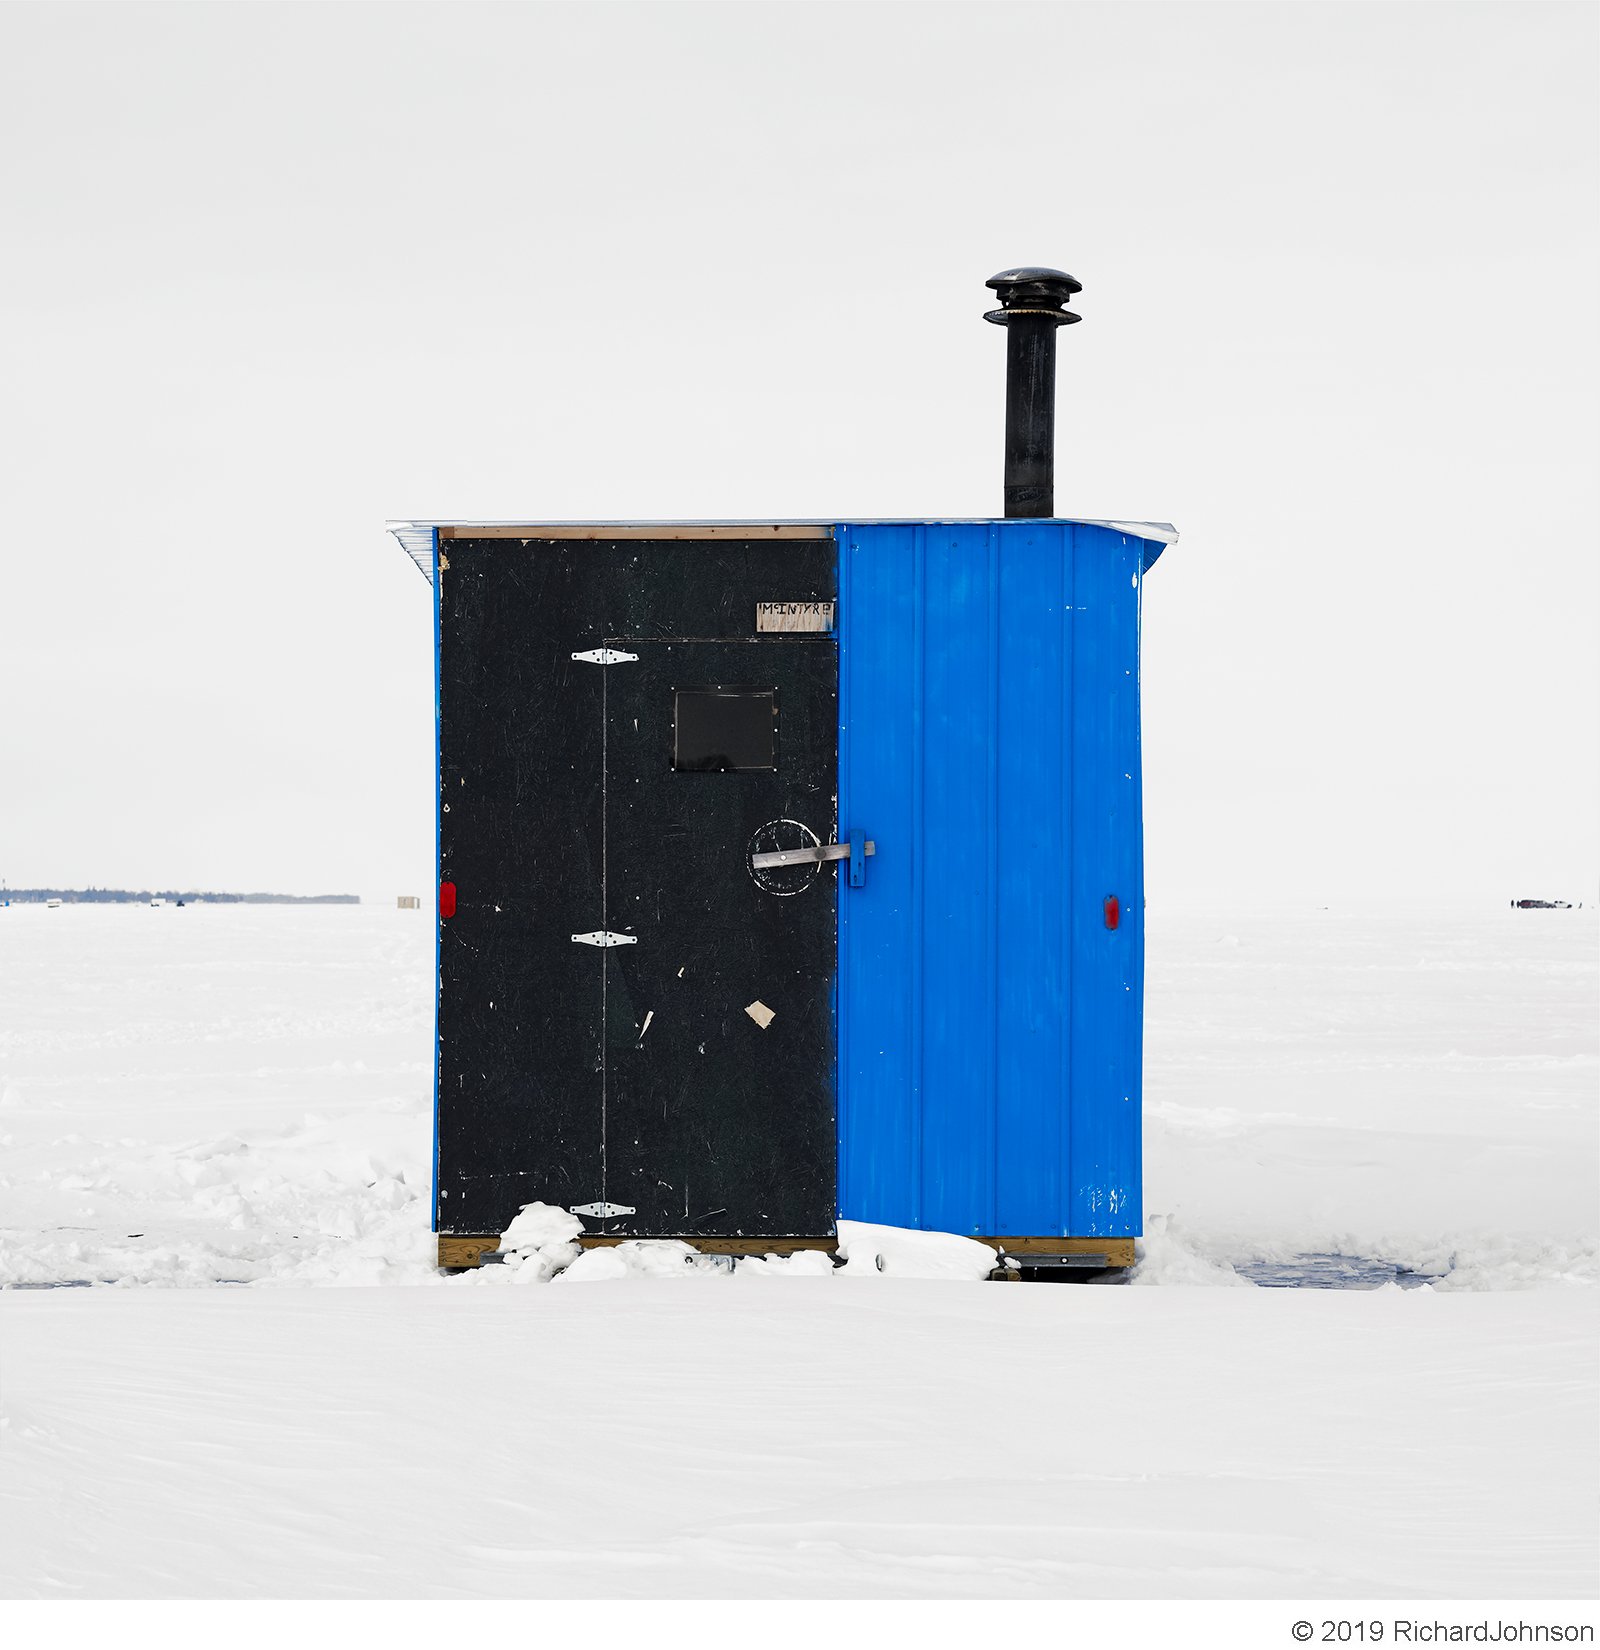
496 1200 583 1283
0 899 1595 1597
735 1246 835 1277
475 1216 998 1284
834 1220 997 1279
557 1238 730 1282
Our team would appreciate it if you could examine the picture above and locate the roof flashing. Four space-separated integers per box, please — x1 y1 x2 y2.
388 518 1179 586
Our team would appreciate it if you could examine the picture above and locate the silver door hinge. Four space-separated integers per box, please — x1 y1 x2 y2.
572 1202 635 1219
571 931 637 948
571 648 638 665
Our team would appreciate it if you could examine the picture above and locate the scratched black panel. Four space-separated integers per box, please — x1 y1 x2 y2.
435 540 609 1235
603 539 834 642
435 535 836 1238
603 639 838 1237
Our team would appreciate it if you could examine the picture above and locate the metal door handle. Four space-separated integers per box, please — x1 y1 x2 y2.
750 840 875 870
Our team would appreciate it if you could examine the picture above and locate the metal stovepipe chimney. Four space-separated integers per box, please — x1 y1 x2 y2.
984 267 1082 518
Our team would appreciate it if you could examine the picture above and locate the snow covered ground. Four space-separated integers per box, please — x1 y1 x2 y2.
1 900 1596 1597
5 1283 1593 1599
0 905 436 1288
1142 902 1598 1289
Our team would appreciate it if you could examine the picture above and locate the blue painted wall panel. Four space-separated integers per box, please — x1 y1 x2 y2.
918 527 998 1233
836 524 919 1227
838 520 1149 1238
1066 528 1143 1237
994 522 1069 1235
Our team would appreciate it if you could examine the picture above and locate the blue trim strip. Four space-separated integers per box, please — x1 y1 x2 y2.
833 526 848 1224
430 526 442 1233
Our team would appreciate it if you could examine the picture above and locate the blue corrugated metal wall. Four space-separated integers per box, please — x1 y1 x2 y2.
836 521 1151 1238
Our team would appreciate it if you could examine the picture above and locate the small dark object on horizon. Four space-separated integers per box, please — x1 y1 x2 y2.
1511 899 1575 909
8 888 360 905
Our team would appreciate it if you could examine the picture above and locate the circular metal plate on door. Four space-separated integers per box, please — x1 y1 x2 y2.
747 819 823 897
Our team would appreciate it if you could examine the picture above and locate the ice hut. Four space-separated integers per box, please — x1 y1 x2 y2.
392 269 1175 1273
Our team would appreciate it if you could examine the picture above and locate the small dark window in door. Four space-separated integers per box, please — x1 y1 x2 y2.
672 686 778 772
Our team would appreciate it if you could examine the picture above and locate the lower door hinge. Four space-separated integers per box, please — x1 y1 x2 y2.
571 648 638 665
571 930 637 948
572 1202 635 1218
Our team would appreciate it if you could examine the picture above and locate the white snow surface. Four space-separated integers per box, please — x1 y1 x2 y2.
496 1200 584 1284
834 1220 998 1279
1 899 1596 1596
5 1283 1594 1599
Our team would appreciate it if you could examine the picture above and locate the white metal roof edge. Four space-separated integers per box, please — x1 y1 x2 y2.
389 523 436 582
387 518 1177 586
389 517 1176 539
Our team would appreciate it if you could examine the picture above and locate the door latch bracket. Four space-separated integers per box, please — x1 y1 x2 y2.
749 840 875 870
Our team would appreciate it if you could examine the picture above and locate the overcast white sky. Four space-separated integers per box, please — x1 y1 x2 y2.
1 1 1595 903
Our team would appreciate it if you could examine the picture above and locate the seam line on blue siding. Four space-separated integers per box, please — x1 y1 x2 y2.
1061 524 1075 1237
1130 540 1146 1237
835 525 850 1219
986 521 1001 1236
911 523 925 1229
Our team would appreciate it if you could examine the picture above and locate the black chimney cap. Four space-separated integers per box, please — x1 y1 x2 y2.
984 266 1082 327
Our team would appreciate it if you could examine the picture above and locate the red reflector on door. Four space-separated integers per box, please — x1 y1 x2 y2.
1104 895 1120 931
439 881 457 919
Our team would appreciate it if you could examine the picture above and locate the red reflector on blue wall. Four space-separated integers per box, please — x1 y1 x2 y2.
1104 894 1119 931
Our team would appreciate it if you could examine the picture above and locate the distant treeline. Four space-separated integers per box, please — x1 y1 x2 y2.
5 889 360 905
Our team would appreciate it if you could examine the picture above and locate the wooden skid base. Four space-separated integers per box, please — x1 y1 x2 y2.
984 1237 1137 1265
437 1233 1136 1270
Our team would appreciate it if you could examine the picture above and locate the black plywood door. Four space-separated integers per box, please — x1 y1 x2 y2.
435 534 837 1241
602 641 837 1236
